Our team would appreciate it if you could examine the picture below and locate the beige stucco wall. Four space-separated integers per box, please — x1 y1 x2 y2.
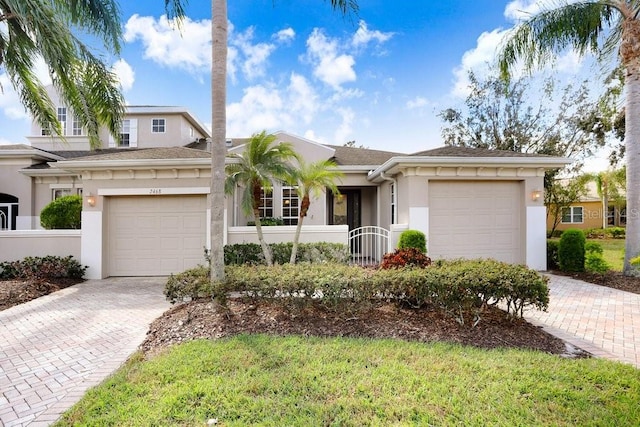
0 230 81 262
0 159 34 216
547 200 603 231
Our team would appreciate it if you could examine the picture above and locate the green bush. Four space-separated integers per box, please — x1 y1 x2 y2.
165 265 213 303
584 228 606 239
0 255 87 281
246 217 284 226
585 241 604 255
605 227 625 239
380 248 431 269
558 229 586 272
40 195 82 229
397 230 427 253
223 242 349 265
585 252 611 274
207 260 548 323
547 240 559 270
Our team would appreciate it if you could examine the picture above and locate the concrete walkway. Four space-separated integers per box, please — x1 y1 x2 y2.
0 277 170 427
526 274 640 369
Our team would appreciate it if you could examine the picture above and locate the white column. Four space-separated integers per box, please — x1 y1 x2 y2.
526 206 547 270
81 211 103 279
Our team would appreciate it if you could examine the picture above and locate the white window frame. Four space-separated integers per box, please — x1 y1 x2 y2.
390 183 396 225
72 115 84 136
151 118 166 133
52 188 72 200
282 186 299 226
561 206 584 224
259 187 273 219
57 107 67 135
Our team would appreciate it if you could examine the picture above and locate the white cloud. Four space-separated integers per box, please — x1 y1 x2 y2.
352 20 393 48
305 28 356 90
112 59 135 92
406 96 429 110
124 14 212 74
231 27 276 80
504 0 544 22
0 74 28 120
303 129 327 145
274 27 295 43
451 29 505 98
334 107 355 144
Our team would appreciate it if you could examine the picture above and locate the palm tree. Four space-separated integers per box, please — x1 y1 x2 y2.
209 0 358 280
225 131 299 266
497 0 640 275
585 168 626 229
289 159 343 264
0 0 126 148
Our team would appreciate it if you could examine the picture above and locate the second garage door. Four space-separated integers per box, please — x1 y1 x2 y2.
428 181 523 264
108 195 207 276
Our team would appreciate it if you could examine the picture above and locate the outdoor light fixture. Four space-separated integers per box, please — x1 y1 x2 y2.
86 193 96 207
531 190 542 202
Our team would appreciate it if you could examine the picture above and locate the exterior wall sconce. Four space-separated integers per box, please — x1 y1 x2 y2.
86 193 96 207
531 190 542 202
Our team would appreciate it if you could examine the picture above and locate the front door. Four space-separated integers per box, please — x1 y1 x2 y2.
0 203 17 230
330 190 361 231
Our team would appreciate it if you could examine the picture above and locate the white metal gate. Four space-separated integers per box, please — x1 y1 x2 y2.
349 226 390 266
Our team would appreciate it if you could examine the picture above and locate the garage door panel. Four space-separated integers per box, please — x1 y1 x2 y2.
429 181 523 264
109 195 207 276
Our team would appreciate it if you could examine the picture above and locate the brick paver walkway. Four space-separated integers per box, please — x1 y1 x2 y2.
525 274 640 369
0 277 170 426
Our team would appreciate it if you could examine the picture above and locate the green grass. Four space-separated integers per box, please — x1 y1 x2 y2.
590 239 625 271
56 336 640 426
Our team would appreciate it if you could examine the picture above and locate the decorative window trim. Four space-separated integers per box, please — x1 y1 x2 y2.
57 107 67 135
390 183 396 225
72 115 83 136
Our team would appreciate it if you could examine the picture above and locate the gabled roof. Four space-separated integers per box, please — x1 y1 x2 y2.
327 145 405 166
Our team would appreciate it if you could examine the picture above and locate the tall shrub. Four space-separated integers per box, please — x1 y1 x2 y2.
398 230 427 253
40 195 82 229
558 229 586 272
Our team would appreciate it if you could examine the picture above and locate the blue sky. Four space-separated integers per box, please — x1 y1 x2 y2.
0 0 610 168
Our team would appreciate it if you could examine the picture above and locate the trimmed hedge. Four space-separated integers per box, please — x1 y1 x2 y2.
397 230 427 253
165 259 549 324
40 195 82 229
0 255 87 281
224 242 349 265
547 240 559 270
558 229 586 272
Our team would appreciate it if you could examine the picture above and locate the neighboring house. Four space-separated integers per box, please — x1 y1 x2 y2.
0 91 570 278
546 181 627 232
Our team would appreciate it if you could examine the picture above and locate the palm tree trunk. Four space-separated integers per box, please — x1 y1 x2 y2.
290 218 304 264
253 208 273 266
210 0 227 281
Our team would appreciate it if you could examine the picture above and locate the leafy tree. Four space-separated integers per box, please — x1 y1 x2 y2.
208 0 359 281
289 159 343 264
440 71 607 164
225 131 299 266
0 0 126 148
545 175 590 237
496 0 640 275
584 167 626 229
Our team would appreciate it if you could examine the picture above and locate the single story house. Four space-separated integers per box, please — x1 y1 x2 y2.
0 90 570 278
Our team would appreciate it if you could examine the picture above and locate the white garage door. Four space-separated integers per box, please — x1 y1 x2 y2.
429 181 523 264
108 195 207 276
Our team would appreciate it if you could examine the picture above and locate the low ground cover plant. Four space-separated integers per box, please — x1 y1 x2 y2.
165 259 549 324
0 255 86 281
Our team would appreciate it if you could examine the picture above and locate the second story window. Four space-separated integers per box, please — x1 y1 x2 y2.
57 107 67 135
152 118 166 133
72 116 83 136
119 119 131 147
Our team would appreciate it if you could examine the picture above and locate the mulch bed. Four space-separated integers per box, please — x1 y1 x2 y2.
0 278 82 311
551 270 640 295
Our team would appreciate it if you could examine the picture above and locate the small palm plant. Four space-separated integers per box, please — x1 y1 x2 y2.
225 131 299 265
289 159 343 264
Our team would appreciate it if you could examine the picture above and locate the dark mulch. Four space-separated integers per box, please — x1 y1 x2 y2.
0 278 82 311
139 298 585 360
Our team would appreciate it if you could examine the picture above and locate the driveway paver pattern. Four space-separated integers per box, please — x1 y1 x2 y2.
527 274 640 368
0 277 170 426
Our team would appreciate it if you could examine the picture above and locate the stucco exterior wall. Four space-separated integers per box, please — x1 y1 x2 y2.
547 200 603 231
0 230 81 262
0 159 34 216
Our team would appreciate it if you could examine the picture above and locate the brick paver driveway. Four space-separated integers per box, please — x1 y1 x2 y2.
0 277 170 426
526 274 640 369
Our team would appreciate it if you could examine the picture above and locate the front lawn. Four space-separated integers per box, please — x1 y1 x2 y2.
594 238 625 271
56 336 639 426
